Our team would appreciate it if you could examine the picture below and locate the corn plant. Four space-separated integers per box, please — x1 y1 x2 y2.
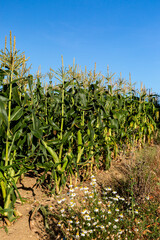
0 32 33 223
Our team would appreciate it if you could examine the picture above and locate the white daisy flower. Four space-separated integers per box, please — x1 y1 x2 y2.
60 208 65 213
94 208 99 212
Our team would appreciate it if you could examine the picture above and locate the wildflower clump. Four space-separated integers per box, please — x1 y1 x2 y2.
54 176 133 239
48 174 160 239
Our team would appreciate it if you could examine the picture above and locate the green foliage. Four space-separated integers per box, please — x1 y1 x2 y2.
0 32 160 223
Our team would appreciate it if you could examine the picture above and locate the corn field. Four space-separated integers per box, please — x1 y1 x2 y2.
0 32 159 223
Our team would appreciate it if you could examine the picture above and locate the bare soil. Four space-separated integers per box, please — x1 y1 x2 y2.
0 145 160 240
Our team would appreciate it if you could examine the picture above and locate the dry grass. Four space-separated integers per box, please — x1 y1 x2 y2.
94 144 160 204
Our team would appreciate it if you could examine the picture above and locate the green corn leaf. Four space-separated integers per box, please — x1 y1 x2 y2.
12 120 26 133
10 106 23 121
27 75 34 93
41 140 60 166
0 98 8 126
0 95 8 102
64 79 74 89
77 130 82 153
59 158 68 173
47 139 61 145
31 129 43 139
61 158 68 172
61 131 72 144
8 131 22 157
88 121 95 143
36 161 55 170
77 159 91 166
110 118 119 129
12 85 21 105
76 105 93 111
77 147 84 163
48 118 60 131
11 180 23 202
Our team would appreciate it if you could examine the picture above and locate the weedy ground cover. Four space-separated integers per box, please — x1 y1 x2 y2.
36 145 160 240
51 181 159 240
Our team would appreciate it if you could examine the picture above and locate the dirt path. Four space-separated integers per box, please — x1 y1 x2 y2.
0 175 55 240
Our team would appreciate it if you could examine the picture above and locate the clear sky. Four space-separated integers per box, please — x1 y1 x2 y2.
0 0 160 94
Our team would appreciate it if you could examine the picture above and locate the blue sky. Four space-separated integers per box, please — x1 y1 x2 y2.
0 0 160 94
